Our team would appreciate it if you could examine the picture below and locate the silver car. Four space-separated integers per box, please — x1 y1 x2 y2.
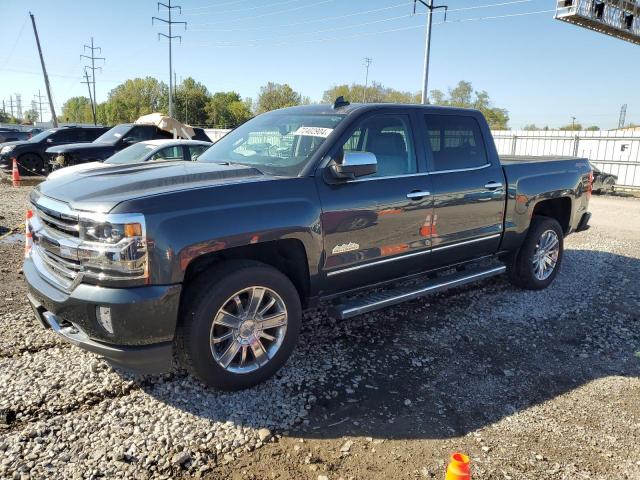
105 139 212 165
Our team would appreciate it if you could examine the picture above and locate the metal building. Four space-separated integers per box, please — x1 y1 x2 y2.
555 0 640 45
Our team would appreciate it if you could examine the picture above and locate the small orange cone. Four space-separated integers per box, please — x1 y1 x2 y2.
11 158 21 187
445 452 470 480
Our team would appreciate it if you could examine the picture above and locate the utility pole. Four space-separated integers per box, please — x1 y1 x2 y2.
15 94 23 120
33 90 46 123
82 68 97 125
29 12 57 127
618 104 627 129
362 57 372 103
153 0 187 118
7 96 15 118
415 0 448 105
571 116 576 130
81 37 104 125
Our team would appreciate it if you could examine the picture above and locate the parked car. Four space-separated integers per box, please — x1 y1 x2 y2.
590 163 617 194
23 101 592 390
105 139 212 165
0 127 29 143
0 126 108 176
46 123 212 170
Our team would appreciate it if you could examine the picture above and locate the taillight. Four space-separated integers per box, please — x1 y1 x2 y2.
587 171 593 196
25 210 33 258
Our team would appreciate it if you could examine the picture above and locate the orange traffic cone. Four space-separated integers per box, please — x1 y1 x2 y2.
445 452 470 480
11 158 21 187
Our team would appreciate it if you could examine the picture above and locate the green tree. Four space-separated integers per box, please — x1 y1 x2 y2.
101 77 169 124
256 82 306 114
174 77 211 126
523 124 540 131
428 80 509 129
23 109 39 123
0 110 18 123
61 96 94 124
205 91 253 128
585 125 600 131
322 82 419 104
559 122 582 131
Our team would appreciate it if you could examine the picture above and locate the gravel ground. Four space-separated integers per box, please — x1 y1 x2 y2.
0 183 638 479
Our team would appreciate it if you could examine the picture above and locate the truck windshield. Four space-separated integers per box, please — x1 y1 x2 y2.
197 111 345 176
94 124 132 144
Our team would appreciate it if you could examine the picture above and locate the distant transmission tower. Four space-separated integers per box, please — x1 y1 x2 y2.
362 57 372 103
153 0 187 118
81 38 104 125
618 104 628 129
15 94 23 120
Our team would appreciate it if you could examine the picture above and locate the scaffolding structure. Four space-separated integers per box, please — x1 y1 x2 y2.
555 0 640 45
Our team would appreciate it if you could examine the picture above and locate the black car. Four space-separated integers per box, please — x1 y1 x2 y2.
46 123 212 170
590 163 617 194
0 126 108 176
0 128 29 143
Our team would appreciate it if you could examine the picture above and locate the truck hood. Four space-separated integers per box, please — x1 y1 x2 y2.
35 161 268 212
1 140 31 149
45 142 115 154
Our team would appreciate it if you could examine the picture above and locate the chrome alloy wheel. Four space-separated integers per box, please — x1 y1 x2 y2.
210 287 288 374
532 229 560 281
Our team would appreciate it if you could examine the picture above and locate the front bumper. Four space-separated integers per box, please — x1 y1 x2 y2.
24 257 181 373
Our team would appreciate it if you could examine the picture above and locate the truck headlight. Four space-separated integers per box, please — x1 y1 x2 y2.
77 213 148 282
1 145 15 154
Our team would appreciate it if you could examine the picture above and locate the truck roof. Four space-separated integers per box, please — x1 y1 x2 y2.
275 103 483 116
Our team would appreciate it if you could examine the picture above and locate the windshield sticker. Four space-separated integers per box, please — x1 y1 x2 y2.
293 126 333 138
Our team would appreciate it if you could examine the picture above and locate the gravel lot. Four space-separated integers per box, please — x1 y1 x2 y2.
0 183 638 479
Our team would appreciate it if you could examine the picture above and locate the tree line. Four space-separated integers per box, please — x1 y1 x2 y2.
53 77 515 130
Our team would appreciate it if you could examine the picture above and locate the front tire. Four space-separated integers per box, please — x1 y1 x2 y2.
18 153 44 176
177 260 302 390
507 216 564 290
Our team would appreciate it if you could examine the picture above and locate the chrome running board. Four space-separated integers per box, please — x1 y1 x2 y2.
332 264 506 320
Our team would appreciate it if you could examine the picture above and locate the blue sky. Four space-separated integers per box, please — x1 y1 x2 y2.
1 0 638 129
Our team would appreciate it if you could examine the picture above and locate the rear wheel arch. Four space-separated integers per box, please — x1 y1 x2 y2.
531 197 572 234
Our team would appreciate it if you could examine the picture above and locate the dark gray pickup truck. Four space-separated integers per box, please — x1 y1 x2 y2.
24 101 592 390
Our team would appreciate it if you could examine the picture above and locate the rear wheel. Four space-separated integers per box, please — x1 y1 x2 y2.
177 261 302 390
507 216 564 290
18 153 44 176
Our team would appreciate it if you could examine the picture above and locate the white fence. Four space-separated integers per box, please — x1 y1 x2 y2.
492 130 640 189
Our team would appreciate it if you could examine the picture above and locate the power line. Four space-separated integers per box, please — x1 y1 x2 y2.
33 90 47 123
80 37 104 125
185 0 302 17
415 0 448 105
191 2 410 32
182 0 252 13
153 0 187 118
82 68 97 125
194 6 554 47
190 0 337 27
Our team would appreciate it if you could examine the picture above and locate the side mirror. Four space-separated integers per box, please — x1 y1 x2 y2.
330 152 377 180
122 137 136 145
46 138 53 144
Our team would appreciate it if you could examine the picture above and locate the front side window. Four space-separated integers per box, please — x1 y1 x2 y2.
340 114 416 178
105 143 156 164
198 111 345 177
188 145 210 161
424 115 488 172
150 146 183 161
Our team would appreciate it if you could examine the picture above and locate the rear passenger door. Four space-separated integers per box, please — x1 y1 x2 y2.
422 113 506 266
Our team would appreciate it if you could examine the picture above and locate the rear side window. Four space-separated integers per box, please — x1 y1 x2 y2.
424 115 488 172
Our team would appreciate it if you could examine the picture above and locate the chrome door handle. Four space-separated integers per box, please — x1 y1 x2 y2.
407 191 430 199
484 182 503 190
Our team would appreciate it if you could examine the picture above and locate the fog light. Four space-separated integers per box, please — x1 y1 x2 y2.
96 306 113 334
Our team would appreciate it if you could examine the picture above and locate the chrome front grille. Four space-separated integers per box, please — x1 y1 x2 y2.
30 196 83 290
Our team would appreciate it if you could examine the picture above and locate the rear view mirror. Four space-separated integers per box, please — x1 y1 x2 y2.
122 137 136 145
330 152 377 180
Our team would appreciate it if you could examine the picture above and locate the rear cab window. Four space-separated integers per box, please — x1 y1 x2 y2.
424 114 488 172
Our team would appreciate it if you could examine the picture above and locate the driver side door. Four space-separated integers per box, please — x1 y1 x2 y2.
316 110 434 294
